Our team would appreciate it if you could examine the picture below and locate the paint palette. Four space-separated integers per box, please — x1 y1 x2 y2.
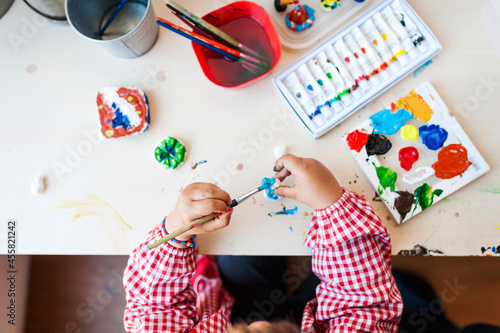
343 81 490 223
273 0 442 138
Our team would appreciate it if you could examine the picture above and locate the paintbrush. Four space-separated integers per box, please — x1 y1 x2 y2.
156 18 265 66
147 185 267 250
163 0 264 60
98 0 128 36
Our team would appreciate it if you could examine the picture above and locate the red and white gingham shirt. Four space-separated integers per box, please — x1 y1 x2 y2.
123 189 403 332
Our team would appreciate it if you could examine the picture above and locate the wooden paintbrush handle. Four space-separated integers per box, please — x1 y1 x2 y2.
147 212 220 250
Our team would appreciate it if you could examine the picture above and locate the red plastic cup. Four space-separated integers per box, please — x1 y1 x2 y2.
192 1 282 89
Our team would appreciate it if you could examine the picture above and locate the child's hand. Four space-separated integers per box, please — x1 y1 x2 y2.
273 154 343 210
165 183 233 244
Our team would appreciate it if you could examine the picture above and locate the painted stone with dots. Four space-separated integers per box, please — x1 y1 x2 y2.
96 87 150 139
286 5 315 32
154 137 187 170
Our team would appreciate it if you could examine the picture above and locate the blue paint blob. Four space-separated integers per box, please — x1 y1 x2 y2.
111 108 131 130
370 108 413 135
413 60 433 78
268 206 298 217
198 160 207 165
296 92 302 98
260 177 280 200
289 226 293 232
492 246 497 253
307 84 313 91
419 124 448 150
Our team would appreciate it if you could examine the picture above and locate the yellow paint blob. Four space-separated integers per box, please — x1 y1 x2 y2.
106 129 114 137
395 90 433 122
98 105 103 109
400 125 418 141
381 33 387 40
394 49 405 59
127 96 133 102
57 195 132 253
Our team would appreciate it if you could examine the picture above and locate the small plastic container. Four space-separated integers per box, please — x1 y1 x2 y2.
192 1 282 89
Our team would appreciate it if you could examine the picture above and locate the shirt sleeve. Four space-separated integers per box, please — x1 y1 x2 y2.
304 189 403 333
123 222 199 333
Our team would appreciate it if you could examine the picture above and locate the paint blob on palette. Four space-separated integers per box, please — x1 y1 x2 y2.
96 87 150 139
342 81 490 223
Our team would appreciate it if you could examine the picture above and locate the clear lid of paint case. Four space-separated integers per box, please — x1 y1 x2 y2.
254 0 371 49
273 0 443 138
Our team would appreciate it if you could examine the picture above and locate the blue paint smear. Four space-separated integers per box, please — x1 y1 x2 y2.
268 206 298 217
260 177 279 200
111 108 131 130
419 124 448 150
289 226 293 232
413 60 433 78
370 108 413 135
198 160 207 165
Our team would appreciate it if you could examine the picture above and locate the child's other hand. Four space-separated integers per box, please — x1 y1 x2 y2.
166 183 233 242
273 154 343 210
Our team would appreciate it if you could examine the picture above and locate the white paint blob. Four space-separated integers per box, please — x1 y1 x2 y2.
274 145 287 159
31 175 46 195
403 166 435 185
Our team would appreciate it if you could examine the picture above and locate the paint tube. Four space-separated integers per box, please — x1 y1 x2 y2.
360 19 401 74
306 58 343 113
333 39 371 92
283 72 325 127
316 51 354 106
296 64 334 120
351 27 391 80
343 34 381 87
381 6 419 59
390 0 427 52
325 44 362 100
372 12 410 67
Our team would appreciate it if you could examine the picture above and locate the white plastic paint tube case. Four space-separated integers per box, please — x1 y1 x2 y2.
272 0 442 139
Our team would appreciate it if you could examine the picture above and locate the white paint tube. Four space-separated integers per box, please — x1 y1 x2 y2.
296 64 334 120
351 27 391 80
333 39 371 92
316 51 354 106
390 0 427 52
306 58 343 114
372 12 410 67
361 18 402 74
325 44 362 100
343 33 382 87
381 6 419 59
283 72 325 127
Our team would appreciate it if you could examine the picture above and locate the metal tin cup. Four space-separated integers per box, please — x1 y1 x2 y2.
65 0 158 58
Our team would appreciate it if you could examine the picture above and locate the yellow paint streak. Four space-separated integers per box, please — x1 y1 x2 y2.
395 90 433 122
57 195 132 253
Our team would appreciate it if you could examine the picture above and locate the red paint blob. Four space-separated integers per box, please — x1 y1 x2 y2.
346 130 369 152
345 57 350 63
432 144 472 179
399 147 419 171
361 47 366 54
390 102 396 111
354 52 359 58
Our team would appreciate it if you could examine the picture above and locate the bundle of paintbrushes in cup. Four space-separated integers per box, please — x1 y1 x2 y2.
157 0 282 88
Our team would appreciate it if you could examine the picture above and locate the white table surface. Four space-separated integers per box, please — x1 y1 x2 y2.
0 0 499 256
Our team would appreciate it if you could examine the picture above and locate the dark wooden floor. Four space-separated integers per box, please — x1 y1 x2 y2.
25 256 500 332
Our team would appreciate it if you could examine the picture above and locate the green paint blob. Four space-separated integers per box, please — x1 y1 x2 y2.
317 79 324 86
413 183 443 213
326 73 332 79
373 163 397 192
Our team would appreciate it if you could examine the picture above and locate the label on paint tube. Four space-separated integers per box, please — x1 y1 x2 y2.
391 0 427 51
372 12 410 67
296 64 334 120
381 7 419 59
351 28 391 80
343 34 381 87
306 59 343 113
361 19 402 74
333 40 370 92
283 72 325 127
325 45 362 100
316 52 354 107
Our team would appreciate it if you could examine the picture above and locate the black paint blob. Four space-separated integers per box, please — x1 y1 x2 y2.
394 191 415 222
366 133 392 156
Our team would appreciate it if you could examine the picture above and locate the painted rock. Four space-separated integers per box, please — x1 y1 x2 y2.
96 87 150 139
154 137 187 170
285 5 315 32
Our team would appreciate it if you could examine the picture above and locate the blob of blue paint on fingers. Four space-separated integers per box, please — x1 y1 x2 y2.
419 124 448 150
260 177 281 200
